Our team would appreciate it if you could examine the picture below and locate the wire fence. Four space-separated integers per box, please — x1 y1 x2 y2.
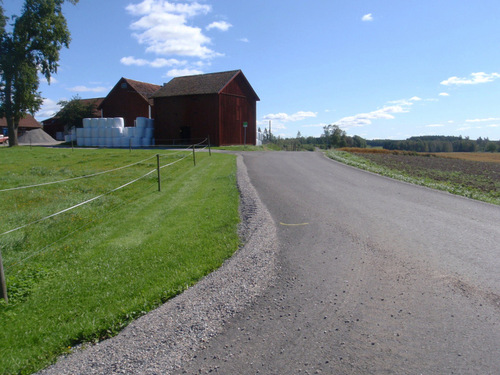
0 139 211 303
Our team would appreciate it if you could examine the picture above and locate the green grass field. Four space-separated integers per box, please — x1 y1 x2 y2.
0 147 240 375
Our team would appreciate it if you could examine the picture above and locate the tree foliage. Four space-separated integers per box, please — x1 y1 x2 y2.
0 0 78 146
323 124 347 148
56 95 98 131
369 135 499 153
260 123 367 151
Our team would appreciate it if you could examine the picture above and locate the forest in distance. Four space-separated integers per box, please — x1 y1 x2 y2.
259 125 500 153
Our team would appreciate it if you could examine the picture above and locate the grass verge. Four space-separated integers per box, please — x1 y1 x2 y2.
325 150 500 205
0 147 240 375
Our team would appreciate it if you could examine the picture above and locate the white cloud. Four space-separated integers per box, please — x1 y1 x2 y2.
239 37 249 43
126 0 221 59
409 96 422 101
425 124 445 128
302 122 328 128
40 76 58 84
466 117 500 123
36 98 61 120
69 85 109 93
120 56 186 67
439 92 449 96
441 72 500 86
165 68 203 77
206 21 232 31
263 111 317 122
362 13 373 22
487 124 500 128
335 102 412 129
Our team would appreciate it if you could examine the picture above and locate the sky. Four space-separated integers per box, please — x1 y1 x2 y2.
4 0 500 140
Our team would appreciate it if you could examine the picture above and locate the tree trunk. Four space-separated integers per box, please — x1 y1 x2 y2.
4 75 19 147
7 116 18 147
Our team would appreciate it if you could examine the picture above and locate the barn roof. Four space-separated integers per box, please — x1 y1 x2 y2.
151 70 259 100
0 114 41 129
98 78 161 109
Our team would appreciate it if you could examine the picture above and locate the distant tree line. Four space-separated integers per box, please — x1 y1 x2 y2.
367 135 499 153
259 124 367 151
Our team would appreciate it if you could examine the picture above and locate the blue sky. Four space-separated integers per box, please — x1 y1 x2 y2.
5 0 500 140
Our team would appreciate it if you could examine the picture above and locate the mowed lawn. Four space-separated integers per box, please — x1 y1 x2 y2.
0 147 240 375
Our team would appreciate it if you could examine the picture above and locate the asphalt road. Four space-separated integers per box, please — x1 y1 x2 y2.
177 151 500 374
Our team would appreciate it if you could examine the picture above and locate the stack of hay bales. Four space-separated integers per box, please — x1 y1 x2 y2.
75 117 154 147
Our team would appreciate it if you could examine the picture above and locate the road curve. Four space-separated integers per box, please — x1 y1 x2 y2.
177 151 500 374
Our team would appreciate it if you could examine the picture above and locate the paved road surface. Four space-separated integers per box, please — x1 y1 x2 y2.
177 151 500 374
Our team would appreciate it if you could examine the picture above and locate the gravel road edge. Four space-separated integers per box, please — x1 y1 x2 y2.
38 154 278 375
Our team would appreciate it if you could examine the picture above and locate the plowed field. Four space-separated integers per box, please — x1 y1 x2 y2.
358 153 500 197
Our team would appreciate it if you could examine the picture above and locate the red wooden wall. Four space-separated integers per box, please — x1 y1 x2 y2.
153 95 219 144
100 85 151 127
153 73 257 146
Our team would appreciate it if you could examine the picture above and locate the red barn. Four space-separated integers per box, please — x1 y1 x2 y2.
151 70 259 146
98 78 161 127
1 114 41 137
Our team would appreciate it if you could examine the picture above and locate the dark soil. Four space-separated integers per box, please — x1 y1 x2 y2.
357 153 500 196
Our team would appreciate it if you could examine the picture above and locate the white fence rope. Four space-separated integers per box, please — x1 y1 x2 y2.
0 148 198 237
1 168 157 237
0 155 157 193
4 181 157 270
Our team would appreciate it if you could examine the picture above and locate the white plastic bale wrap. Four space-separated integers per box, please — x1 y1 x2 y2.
98 118 107 128
90 118 99 128
121 137 131 147
84 128 92 138
136 117 147 128
135 127 145 138
142 138 152 147
114 117 125 128
131 138 142 147
76 128 84 139
98 127 106 138
91 128 99 138
111 128 123 137
144 128 154 139
112 137 121 148
83 118 91 128
147 118 154 128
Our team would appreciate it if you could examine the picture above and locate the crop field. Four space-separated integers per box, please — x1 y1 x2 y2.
0 147 240 375
327 150 500 205
433 152 500 164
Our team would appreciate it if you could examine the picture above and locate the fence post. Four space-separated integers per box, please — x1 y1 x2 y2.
192 144 196 166
208 135 211 156
0 249 7 304
157 154 161 192
129 138 132 152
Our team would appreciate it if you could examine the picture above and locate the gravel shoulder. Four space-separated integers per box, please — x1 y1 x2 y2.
37 154 278 375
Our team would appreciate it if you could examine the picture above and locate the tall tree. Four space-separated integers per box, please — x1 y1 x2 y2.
323 124 347 148
0 0 78 146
